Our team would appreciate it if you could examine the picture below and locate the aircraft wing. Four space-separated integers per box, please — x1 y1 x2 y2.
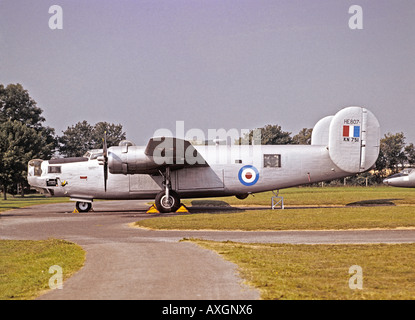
145 137 207 167
108 137 208 175
144 137 207 168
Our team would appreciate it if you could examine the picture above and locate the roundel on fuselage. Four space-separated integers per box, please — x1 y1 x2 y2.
238 165 259 186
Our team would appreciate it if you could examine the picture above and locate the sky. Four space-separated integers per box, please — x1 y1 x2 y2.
1 0 414 145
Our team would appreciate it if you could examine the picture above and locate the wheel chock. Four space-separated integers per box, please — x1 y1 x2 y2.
146 204 160 214
72 209 79 213
175 204 189 213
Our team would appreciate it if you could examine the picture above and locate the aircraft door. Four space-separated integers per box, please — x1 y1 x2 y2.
129 174 163 192
177 167 224 190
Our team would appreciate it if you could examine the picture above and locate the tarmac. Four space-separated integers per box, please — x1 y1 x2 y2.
1 200 415 300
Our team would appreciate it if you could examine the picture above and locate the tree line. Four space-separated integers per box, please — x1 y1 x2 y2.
0 83 413 198
0 83 125 199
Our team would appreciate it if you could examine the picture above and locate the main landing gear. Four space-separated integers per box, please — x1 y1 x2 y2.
155 167 181 213
74 167 181 214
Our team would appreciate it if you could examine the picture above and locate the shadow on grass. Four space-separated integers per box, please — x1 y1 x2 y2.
186 200 244 214
190 200 231 207
346 199 401 207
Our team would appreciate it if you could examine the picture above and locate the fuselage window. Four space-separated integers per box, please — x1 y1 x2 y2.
90 152 103 160
264 154 281 168
48 166 62 174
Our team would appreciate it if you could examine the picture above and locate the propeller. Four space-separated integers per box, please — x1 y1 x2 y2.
103 131 108 192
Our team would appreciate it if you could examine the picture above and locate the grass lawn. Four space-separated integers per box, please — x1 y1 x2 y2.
184 186 415 207
136 186 415 231
0 194 70 213
0 195 80 300
192 240 415 300
0 239 85 300
136 205 415 231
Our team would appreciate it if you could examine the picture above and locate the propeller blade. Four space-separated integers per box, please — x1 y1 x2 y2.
103 131 108 192
103 131 108 157
104 161 108 192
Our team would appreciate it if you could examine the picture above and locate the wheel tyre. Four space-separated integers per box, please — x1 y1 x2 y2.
155 190 181 213
76 202 92 213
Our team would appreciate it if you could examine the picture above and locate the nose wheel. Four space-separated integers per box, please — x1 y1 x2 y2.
76 201 92 213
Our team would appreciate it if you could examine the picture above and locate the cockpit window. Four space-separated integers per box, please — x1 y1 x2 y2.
48 166 62 174
90 152 103 160
389 168 414 179
83 150 103 160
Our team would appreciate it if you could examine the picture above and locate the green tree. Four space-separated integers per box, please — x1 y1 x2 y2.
58 121 94 157
404 143 415 167
0 84 57 157
260 125 293 145
293 128 313 145
91 122 127 149
0 121 46 199
375 132 407 178
0 83 57 198
0 83 45 128
238 124 293 145
58 121 126 157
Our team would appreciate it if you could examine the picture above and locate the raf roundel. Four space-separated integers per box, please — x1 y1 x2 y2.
238 165 259 186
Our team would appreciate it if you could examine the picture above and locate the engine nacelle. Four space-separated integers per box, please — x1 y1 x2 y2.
108 146 160 174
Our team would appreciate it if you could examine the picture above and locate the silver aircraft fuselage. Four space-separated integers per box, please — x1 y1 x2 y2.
28 144 358 202
27 106 381 211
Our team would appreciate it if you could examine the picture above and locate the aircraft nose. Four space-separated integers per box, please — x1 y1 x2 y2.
383 178 400 187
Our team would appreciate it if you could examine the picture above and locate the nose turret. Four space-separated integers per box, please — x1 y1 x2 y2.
27 159 47 192
383 176 405 187
383 177 394 186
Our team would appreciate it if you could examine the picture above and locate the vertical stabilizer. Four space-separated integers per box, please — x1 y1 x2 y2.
328 106 380 173
311 115 334 146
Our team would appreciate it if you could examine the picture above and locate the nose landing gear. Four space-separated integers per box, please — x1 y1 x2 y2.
76 201 92 213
